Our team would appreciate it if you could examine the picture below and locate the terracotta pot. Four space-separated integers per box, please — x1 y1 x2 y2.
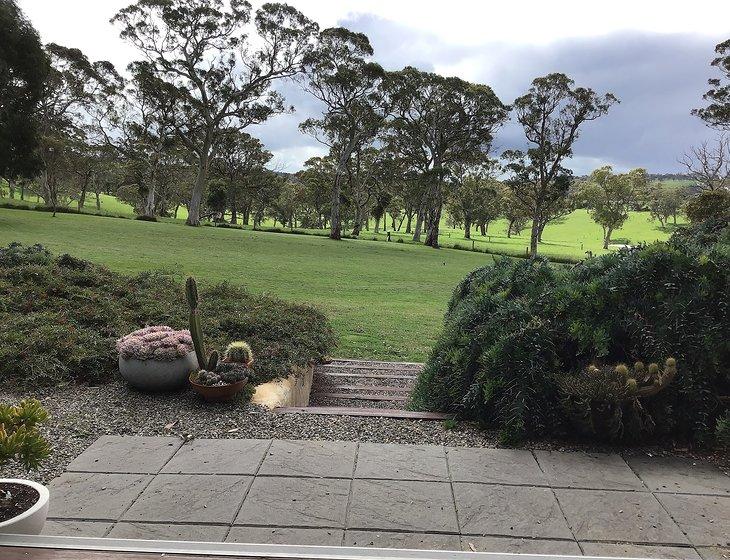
189 372 248 402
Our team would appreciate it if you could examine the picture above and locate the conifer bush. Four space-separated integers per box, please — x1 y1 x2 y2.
412 221 729 445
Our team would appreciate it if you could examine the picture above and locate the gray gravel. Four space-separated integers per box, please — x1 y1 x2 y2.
2 380 726 484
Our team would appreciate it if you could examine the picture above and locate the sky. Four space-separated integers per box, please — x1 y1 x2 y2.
18 0 730 174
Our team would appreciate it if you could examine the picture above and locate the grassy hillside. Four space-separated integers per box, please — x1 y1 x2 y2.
0 207 491 361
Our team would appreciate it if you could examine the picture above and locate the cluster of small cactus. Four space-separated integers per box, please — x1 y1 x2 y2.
557 358 677 441
185 276 254 388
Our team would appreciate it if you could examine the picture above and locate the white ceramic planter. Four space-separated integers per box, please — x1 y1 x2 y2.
119 351 198 391
0 479 49 535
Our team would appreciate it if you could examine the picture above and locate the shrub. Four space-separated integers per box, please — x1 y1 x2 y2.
0 399 51 469
0 244 337 388
685 190 730 223
412 223 729 445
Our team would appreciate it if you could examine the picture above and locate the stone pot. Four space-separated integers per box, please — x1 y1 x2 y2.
189 372 248 403
119 351 198 391
0 479 49 535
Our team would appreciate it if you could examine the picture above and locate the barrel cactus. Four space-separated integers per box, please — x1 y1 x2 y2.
224 341 253 365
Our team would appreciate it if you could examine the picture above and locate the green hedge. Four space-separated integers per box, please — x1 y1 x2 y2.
412 220 729 445
0 243 336 388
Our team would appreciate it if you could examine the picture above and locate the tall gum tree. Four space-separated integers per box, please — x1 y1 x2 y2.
694 39 730 130
384 67 508 248
505 73 617 256
299 27 386 240
112 0 318 226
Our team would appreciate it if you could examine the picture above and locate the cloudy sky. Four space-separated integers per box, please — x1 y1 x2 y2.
19 0 730 174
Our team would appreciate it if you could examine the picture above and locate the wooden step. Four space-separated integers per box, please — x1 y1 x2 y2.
320 372 417 380
313 392 409 402
275 406 451 420
329 358 424 367
326 384 412 393
319 363 422 372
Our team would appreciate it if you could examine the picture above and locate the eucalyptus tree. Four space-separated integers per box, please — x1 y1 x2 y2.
504 73 617 255
210 129 273 224
112 0 318 226
37 44 117 213
92 62 178 218
299 27 386 239
446 165 501 239
694 39 730 130
298 156 334 229
0 0 49 180
578 166 647 249
384 67 508 248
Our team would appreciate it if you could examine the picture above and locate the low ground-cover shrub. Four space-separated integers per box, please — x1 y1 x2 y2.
412 221 729 446
0 243 336 388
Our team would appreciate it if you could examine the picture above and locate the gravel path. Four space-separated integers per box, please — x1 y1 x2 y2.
2 380 727 484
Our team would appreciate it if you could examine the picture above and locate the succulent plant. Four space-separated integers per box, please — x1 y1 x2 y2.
194 362 248 387
0 399 51 469
116 326 194 361
557 358 677 441
224 341 253 365
185 276 207 370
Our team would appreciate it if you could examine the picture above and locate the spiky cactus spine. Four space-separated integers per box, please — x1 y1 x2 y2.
186 276 206 369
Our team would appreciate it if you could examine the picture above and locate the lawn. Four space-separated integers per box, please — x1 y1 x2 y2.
0 207 491 361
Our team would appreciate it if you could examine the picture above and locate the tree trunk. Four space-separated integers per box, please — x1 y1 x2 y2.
20 183 25 200
603 226 613 250
8 179 15 199
95 191 101 210
507 219 514 238
143 186 156 218
405 212 413 234
374 216 381 234
230 204 237 225
464 219 471 239
480 222 487 235
412 209 423 242
537 221 546 243
529 212 540 256
424 202 443 248
187 148 210 226
78 186 87 210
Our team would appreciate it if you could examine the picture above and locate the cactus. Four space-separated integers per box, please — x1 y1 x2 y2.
207 350 220 371
185 276 207 369
557 358 677 441
224 341 253 365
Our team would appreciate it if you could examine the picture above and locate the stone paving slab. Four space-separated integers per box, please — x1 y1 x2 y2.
41 520 112 538
627 456 730 496
354 443 448 481
348 479 458 533
45 436 729 557
579 542 702 559
108 522 229 542
555 488 689 544
344 530 461 550
47 472 152 520
657 494 730 546
65 435 182 474
535 450 645 491
227 527 344 546
122 474 252 524
461 536 582 555
235 476 350 528
447 447 546 485
454 483 573 539
161 439 270 475
258 439 356 478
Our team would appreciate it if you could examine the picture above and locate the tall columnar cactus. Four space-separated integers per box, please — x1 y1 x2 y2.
185 276 207 369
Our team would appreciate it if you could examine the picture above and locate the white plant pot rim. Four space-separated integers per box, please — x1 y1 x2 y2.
0 478 49 529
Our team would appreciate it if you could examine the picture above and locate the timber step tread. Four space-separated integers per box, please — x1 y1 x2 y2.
319 364 422 372
275 406 451 420
320 372 418 380
326 384 412 393
327 358 424 367
313 392 409 402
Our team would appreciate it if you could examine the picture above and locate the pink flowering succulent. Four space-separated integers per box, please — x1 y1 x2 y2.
116 326 194 361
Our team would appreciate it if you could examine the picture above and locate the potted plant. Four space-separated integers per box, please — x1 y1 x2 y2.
0 399 51 535
116 326 198 391
185 277 252 402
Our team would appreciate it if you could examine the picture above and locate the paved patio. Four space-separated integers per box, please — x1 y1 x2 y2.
42 436 729 559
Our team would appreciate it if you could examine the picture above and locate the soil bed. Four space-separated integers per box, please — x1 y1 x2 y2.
0 482 40 523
